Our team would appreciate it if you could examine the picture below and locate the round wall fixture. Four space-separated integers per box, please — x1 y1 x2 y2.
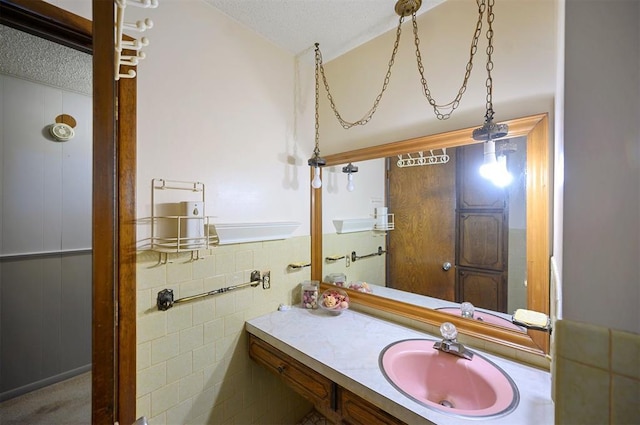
49 122 75 141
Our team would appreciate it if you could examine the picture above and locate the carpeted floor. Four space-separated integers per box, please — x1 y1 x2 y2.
0 372 91 425
0 374 330 425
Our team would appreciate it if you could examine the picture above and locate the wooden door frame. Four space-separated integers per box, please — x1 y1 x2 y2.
94 0 137 423
0 1 137 423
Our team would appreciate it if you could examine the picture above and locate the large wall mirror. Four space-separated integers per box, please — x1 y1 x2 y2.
311 113 550 355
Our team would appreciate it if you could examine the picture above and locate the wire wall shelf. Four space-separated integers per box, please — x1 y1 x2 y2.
150 179 218 262
373 213 395 232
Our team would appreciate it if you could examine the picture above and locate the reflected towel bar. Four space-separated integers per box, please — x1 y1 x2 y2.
288 262 310 270
156 270 268 310
351 246 386 262
325 254 346 261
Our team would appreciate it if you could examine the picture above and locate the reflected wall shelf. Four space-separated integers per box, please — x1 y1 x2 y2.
333 218 376 234
212 222 300 245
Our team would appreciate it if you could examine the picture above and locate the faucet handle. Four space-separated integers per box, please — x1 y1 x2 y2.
440 322 458 340
461 302 475 318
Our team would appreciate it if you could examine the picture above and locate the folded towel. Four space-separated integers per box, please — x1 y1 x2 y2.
513 309 550 329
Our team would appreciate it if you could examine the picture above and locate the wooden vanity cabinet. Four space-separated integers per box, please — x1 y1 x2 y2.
340 388 406 425
248 334 406 425
248 334 333 410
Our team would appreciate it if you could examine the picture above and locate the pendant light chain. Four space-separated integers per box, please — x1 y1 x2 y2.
316 15 406 129
315 0 491 127
309 44 326 170
412 0 486 120
472 0 507 142
313 44 321 158
483 0 496 122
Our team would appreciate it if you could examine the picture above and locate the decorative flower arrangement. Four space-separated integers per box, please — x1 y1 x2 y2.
320 289 349 312
348 281 372 293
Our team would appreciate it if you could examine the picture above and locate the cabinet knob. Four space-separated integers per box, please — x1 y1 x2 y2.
442 262 452 271
277 364 286 374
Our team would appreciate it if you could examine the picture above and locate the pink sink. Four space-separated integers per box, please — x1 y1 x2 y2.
380 339 519 418
436 307 526 332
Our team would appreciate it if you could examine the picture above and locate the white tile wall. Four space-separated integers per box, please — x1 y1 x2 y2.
554 319 640 423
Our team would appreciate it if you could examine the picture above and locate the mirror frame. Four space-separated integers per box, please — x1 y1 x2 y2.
311 113 550 355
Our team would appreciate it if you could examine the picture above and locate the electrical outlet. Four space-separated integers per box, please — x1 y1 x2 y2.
262 271 271 289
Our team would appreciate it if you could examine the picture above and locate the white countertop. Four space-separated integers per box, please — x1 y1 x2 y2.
245 307 554 425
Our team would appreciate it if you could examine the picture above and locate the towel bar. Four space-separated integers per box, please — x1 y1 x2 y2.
156 270 268 310
351 246 386 262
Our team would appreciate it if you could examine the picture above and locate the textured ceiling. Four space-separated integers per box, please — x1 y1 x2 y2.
204 0 446 62
0 25 92 95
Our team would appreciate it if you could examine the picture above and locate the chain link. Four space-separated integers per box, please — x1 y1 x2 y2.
316 15 405 129
413 0 486 120
313 44 321 157
484 0 496 122
315 0 493 127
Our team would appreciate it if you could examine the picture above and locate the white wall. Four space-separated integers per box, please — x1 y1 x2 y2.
129 1 313 238
0 75 92 254
44 0 90 19
564 0 640 334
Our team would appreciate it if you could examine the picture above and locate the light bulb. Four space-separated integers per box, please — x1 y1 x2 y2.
491 154 513 187
479 140 497 179
311 166 322 189
346 173 355 192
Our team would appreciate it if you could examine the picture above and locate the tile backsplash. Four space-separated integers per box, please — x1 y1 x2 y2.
553 319 640 424
136 236 313 424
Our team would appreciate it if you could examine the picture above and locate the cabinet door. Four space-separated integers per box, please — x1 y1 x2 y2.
456 268 507 312
457 143 506 210
248 334 333 408
457 211 506 270
340 388 406 425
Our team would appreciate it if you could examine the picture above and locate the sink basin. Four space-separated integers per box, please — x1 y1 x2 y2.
380 339 519 418
436 307 526 332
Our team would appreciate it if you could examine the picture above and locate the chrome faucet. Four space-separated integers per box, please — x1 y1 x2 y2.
433 322 474 360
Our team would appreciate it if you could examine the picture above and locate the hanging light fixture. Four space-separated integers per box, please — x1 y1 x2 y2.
472 0 511 187
308 43 326 189
342 163 358 192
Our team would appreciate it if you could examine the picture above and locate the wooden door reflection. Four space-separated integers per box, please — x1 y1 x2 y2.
387 150 457 301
